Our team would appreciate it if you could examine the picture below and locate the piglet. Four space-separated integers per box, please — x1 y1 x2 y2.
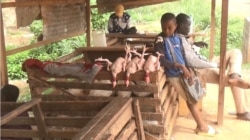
143 51 163 83
125 45 148 87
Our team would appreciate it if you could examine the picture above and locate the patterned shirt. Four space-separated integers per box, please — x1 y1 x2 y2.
108 12 130 33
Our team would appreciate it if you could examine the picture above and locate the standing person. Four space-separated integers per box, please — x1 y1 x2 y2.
108 4 131 33
154 12 217 136
175 13 250 121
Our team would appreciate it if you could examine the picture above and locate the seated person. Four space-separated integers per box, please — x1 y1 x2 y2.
1 84 32 140
108 4 131 33
175 13 250 120
22 59 103 83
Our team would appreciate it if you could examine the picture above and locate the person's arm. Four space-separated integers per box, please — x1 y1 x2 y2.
126 14 131 29
154 36 175 68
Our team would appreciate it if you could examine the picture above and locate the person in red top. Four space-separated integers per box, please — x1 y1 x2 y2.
22 59 103 83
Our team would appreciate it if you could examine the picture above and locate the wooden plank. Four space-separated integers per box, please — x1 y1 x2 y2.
217 0 229 126
32 103 48 138
144 132 160 140
116 120 136 140
166 103 178 140
6 30 84 56
86 0 91 47
56 50 83 62
132 99 145 140
1 129 40 138
4 117 91 127
40 101 108 112
47 129 79 139
209 0 216 60
1 98 41 125
134 97 160 107
160 83 170 106
128 131 138 140
39 81 158 93
72 98 131 139
143 123 165 135
0 3 8 85
4 117 35 125
106 33 157 39
82 99 133 139
2 0 86 8
102 103 133 138
45 117 92 127
162 86 175 114
140 112 163 122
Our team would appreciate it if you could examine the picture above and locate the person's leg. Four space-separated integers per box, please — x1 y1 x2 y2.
209 49 250 120
231 86 250 120
212 49 250 88
168 77 214 134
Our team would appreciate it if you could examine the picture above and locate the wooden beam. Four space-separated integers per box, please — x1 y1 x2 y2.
1 98 41 125
6 30 84 56
0 3 8 85
217 0 229 126
86 0 91 47
209 0 216 60
91 0 178 9
1 0 86 8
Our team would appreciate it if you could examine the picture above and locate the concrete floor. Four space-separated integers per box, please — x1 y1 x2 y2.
172 84 250 140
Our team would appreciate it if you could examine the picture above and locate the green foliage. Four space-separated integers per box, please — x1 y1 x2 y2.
7 51 30 79
29 20 43 37
91 9 110 30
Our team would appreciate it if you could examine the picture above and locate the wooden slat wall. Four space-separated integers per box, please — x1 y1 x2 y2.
42 4 86 40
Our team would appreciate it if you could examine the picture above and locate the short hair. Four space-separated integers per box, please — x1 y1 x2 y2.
161 13 176 26
1 84 19 102
176 13 190 25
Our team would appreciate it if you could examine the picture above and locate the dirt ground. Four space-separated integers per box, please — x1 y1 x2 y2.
173 83 250 140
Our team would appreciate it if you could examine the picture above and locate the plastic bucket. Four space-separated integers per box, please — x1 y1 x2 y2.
92 30 107 47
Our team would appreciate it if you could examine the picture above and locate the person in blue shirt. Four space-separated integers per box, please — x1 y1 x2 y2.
108 4 131 33
154 12 217 136
175 13 250 121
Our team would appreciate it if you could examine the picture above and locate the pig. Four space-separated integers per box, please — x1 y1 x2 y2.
125 45 148 87
94 45 131 88
143 51 163 83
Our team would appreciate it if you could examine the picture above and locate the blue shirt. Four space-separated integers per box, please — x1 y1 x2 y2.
163 35 186 77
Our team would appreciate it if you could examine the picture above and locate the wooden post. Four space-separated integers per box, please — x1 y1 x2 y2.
0 3 8 86
217 0 229 126
209 0 216 60
242 17 250 63
86 0 91 47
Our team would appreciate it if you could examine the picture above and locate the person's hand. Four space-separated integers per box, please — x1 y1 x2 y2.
193 41 208 48
175 63 191 78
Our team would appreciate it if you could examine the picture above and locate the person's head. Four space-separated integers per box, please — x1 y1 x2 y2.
114 4 124 17
176 13 192 35
160 12 177 37
1 84 19 102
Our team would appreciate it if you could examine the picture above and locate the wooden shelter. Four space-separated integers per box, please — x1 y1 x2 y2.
1 0 230 139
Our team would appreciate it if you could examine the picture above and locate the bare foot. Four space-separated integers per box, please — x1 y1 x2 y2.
228 78 250 89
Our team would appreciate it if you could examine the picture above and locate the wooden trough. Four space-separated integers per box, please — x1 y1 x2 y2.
1 97 145 140
23 46 179 140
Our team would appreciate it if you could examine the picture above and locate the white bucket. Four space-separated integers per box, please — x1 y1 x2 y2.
92 30 107 47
